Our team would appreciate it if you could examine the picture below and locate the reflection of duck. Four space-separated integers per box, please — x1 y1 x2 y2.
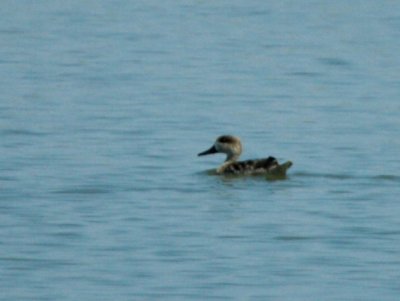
198 135 292 177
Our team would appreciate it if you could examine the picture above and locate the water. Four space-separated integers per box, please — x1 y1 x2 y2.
1 1 400 300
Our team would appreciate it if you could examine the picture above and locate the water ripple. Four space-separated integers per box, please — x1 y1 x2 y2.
292 171 400 182
53 185 115 195
1 129 49 137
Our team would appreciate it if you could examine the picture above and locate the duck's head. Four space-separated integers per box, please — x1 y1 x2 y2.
198 135 242 162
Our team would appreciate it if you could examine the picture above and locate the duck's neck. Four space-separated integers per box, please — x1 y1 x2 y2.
225 153 239 162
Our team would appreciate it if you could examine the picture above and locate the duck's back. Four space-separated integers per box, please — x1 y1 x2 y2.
222 156 279 175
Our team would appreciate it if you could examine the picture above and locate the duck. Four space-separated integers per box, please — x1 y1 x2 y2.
198 135 293 177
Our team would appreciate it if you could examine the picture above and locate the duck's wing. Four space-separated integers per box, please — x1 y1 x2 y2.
253 156 280 171
222 156 279 175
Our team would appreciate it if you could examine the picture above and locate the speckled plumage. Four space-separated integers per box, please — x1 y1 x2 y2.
198 135 292 177
220 157 278 175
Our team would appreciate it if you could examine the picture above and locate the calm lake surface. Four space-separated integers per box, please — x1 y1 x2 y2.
1 1 400 300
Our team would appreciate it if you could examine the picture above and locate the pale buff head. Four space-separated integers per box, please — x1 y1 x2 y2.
198 135 242 162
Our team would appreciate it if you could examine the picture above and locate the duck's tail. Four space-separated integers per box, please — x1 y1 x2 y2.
266 161 293 180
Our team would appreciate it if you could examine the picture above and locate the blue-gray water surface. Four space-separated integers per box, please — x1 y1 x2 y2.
1 1 400 300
